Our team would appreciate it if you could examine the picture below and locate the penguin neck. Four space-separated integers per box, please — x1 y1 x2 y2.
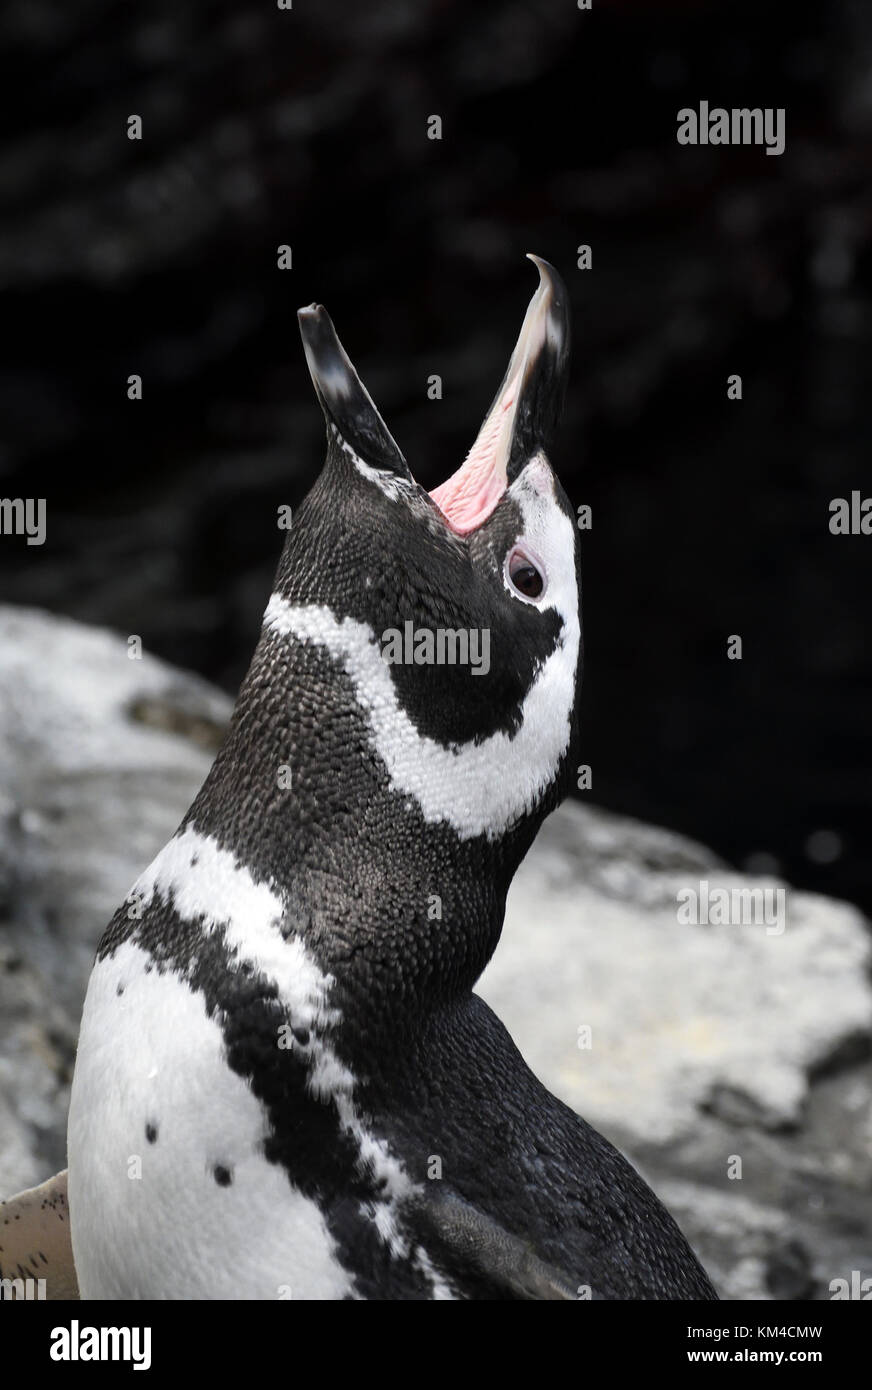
186 626 536 1030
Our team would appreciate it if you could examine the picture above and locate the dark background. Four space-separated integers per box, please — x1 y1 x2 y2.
1 0 870 909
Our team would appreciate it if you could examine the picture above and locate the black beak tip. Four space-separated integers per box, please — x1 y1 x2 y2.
501 256 572 480
526 252 566 298
525 253 570 363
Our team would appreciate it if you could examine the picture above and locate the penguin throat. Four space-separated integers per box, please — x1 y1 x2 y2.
428 368 521 535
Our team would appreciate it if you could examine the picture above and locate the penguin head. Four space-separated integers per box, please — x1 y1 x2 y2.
268 256 581 878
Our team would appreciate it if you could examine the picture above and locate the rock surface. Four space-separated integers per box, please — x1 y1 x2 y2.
1 605 870 1299
0 605 230 1193
486 806 872 1300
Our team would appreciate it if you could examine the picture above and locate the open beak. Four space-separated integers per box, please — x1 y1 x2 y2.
429 255 570 535
297 254 569 534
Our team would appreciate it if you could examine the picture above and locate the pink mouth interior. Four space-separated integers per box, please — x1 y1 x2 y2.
429 371 521 535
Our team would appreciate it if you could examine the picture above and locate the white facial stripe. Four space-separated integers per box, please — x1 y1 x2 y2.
129 826 418 1264
263 494 579 842
505 456 579 622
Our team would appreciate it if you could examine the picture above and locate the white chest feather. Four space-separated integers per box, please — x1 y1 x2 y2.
68 939 353 1300
67 826 453 1300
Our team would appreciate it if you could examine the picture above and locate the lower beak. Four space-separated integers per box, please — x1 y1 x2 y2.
430 255 570 535
298 302 411 479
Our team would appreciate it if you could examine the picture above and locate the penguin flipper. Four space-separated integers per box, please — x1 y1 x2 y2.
0 1169 79 1299
408 1188 586 1301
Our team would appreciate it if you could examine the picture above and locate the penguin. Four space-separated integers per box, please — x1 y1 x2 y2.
61 255 717 1300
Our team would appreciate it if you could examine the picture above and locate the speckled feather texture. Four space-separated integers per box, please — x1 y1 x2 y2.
0 1172 79 1299
62 263 717 1299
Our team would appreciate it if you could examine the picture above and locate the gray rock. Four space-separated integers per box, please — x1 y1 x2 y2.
479 805 872 1298
1 605 870 1299
0 605 231 1190
482 803 872 1141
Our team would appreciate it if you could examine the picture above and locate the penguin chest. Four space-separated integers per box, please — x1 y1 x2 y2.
67 938 354 1300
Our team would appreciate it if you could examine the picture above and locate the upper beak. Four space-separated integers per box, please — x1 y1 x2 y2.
430 255 570 535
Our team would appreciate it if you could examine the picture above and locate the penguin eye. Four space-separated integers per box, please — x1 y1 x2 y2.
506 547 546 601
